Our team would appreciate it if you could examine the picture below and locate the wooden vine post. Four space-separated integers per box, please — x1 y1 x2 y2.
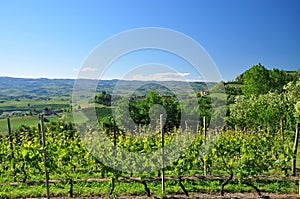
38 123 42 145
280 118 285 140
113 120 117 155
292 123 300 176
203 116 207 176
7 118 16 182
41 114 50 199
160 114 165 195
138 123 141 135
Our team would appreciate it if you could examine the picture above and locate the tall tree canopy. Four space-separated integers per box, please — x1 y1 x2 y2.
242 63 271 97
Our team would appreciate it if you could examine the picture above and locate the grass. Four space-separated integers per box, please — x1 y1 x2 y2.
0 97 71 125
0 112 75 134
0 97 71 134
0 176 298 198
73 111 90 124
0 98 68 106
0 116 40 133
0 98 69 112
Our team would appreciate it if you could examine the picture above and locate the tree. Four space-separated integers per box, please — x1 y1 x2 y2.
284 78 300 126
229 78 300 131
269 68 287 93
228 92 284 131
242 63 271 97
94 92 112 106
119 89 181 130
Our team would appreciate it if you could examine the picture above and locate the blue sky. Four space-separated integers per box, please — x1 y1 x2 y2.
0 0 299 81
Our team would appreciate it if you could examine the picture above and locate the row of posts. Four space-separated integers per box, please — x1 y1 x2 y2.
7 115 50 199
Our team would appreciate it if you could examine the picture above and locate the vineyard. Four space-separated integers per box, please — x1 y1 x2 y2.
0 116 299 198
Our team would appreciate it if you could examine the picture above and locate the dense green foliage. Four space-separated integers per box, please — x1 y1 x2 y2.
227 63 300 131
242 63 272 97
237 63 299 97
93 91 117 106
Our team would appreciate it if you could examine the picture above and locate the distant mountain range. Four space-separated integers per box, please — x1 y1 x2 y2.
0 77 214 100
0 77 74 99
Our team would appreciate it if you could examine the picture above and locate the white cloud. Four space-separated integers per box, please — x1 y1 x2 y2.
81 67 98 72
178 72 190 77
122 72 194 81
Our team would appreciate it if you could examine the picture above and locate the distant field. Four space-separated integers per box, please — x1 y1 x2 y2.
0 98 70 113
0 97 68 106
0 112 74 134
0 116 40 133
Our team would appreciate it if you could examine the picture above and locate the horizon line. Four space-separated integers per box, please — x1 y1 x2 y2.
0 75 224 83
